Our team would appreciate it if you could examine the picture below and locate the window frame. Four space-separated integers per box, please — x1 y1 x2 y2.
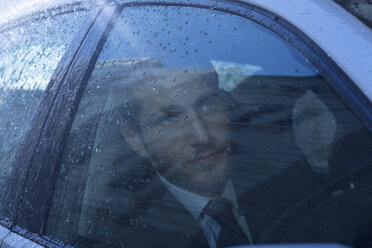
0 2 116 247
1 0 371 247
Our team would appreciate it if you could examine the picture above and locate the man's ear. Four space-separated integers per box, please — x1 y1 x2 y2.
120 125 148 157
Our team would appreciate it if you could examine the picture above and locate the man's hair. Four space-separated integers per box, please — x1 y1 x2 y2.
87 58 162 134
90 58 223 135
114 96 142 134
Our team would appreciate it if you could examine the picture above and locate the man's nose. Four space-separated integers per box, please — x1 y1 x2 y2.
187 109 209 143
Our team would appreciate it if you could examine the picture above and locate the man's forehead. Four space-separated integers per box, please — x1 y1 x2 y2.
133 69 218 97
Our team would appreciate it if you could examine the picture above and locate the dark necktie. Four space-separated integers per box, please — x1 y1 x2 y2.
201 196 250 248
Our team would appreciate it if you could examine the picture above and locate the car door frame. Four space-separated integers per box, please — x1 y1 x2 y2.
0 2 120 247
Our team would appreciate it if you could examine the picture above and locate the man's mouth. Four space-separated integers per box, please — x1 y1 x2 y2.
191 149 224 166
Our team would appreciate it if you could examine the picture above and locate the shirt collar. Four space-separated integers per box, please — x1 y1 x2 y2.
157 172 238 220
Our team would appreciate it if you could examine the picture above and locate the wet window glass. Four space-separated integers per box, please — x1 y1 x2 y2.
0 10 92 205
46 5 372 248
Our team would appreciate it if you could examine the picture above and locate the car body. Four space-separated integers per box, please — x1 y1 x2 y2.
0 0 372 247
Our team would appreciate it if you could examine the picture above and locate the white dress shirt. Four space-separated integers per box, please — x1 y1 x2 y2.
157 173 253 248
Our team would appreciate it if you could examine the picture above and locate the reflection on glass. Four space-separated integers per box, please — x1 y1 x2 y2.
47 5 372 248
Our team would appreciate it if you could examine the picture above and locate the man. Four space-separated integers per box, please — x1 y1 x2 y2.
119 62 254 248
77 58 372 248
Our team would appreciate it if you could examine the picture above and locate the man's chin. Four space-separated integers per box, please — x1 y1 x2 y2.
178 168 228 196
155 153 229 196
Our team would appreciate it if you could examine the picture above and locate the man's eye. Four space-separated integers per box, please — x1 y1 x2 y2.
201 98 216 111
159 113 178 123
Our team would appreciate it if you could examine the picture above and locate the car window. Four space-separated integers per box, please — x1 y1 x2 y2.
46 5 372 248
0 10 92 206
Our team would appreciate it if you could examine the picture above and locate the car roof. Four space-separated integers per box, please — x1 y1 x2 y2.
242 0 372 102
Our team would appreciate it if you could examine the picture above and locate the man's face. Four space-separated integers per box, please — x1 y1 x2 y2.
130 71 230 196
